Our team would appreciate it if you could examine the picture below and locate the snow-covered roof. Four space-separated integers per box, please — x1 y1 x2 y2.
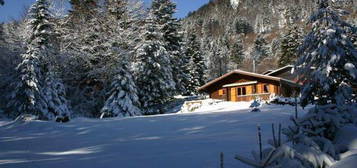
266 65 294 76
198 69 299 92
222 81 258 88
262 70 274 75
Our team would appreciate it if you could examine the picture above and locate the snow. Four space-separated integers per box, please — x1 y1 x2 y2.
180 99 253 114
334 125 357 156
0 102 309 168
344 63 357 79
331 154 357 168
0 120 11 127
331 122 357 168
230 0 240 9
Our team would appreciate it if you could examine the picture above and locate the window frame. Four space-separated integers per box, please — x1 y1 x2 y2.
237 87 242 96
264 84 270 93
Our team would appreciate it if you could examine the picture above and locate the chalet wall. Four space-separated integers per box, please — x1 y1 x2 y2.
206 73 286 101
210 88 228 100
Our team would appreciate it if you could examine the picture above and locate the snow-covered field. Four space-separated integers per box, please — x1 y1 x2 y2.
0 102 308 168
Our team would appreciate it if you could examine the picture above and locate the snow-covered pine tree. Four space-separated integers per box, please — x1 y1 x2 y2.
151 0 189 94
105 0 144 52
106 0 127 20
69 0 98 22
44 72 71 121
59 0 144 117
60 1 112 117
100 0 144 118
295 0 357 107
7 0 71 120
278 25 302 67
101 60 141 118
133 12 175 114
281 0 357 159
250 99 261 112
209 38 230 77
180 40 193 96
230 35 245 69
186 33 206 95
251 34 270 72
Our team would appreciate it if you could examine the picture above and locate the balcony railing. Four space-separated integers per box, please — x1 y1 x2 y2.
236 93 271 101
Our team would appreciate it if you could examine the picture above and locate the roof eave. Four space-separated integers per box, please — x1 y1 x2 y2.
197 70 285 92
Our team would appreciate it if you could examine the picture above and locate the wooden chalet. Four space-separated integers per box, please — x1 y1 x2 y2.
198 66 300 102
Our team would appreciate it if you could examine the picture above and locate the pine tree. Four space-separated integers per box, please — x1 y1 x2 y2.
151 0 189 94
251 34 270 72
69 0 98 22
180 41 193 96
278 25 302 67
7 0 71 120
209 38 230 77
44 72 71 121
100 0 144 118
230 36 245 69
59 0 144 117
101 61 141 118
133 13 175 114
106 0 127 20
281 1 357 162
186 34 206 95
295 0 357 107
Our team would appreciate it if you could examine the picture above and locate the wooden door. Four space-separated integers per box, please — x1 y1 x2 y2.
230 87 237 102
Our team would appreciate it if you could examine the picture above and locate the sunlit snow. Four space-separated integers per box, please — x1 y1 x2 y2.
0 102 308 168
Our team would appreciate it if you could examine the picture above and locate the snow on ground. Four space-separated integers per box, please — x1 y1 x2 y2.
0 101 308 168
0 119 10 127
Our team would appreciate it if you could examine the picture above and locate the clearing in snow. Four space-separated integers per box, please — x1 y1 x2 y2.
0 102 308 168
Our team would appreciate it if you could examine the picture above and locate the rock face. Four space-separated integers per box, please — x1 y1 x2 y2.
183 0 357 79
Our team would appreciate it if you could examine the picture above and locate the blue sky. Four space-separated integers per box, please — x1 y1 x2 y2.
0 0 209 22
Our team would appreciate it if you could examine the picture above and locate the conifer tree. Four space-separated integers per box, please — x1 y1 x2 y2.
295 0 357 107
180 42 193 96
101 61 141 118
98 0 142 118
133 13 175 114
43 72 72 121
281 1 357 157
7 0 71 120
251 34 270 72
69 0 98 22
106 0 127 20
186 34 206 95
151 0 189 94
230 36 245 69
278 25 302 67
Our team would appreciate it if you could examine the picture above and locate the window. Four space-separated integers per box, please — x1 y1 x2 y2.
237 88 242 96
237 87 246 96
219 89 226 96
263 85 268 93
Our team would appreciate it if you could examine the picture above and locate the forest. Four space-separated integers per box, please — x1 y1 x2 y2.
0 0 208 120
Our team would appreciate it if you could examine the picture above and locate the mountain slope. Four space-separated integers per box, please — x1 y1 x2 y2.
183 0 357 79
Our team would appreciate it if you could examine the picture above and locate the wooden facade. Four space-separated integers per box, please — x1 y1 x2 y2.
198 69 300 102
